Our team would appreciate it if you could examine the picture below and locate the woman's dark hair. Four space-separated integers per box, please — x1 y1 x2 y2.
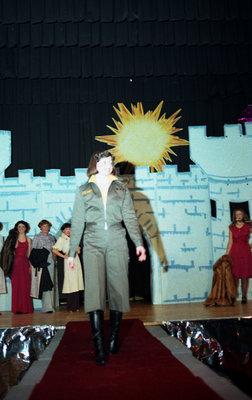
0 222 3 231
38 219 52 228
14 220 30 233
61 222 71 231
87 150 115 177
230 209 248 229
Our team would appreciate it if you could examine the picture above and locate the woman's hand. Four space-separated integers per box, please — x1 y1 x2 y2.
136 246 146 262
52 248 68 259
67 257 75 270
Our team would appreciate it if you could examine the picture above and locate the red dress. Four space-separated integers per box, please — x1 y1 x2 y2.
11 239 33 313
230 224 252 279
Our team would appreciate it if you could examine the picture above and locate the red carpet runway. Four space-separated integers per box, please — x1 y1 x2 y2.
28 319 223 400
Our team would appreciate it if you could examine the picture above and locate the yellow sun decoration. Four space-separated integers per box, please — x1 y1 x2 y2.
95 101 188 172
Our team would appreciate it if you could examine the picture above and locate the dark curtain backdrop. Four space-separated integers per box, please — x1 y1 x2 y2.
0 0 251 176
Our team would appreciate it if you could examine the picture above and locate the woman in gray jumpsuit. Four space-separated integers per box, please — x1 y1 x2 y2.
68 151 146 365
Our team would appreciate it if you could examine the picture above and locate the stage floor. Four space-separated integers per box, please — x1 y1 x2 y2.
0 300 252 328
2 301 252 400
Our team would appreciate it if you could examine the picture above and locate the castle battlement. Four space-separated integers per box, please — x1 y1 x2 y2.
189 123 252 178
0 169 87 191
0 131 11 175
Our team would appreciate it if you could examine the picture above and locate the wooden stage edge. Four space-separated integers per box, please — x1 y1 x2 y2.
0 300 252 329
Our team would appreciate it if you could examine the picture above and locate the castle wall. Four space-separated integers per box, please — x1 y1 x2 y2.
0 165 87 310
0 124 251 310
189 123 252 299
131 166 213 304
209 176 252 261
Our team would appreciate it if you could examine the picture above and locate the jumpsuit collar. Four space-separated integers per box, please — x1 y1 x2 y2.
88 174 117 183
88 174 118 205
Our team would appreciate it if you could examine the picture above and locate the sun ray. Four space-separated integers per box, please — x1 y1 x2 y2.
151 101 164 120
95 101 188 172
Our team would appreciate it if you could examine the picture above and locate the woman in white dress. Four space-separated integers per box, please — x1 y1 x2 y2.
52 223 84 312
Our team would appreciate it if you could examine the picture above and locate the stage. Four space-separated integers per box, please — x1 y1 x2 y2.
1 301 252 400
0 300 252 329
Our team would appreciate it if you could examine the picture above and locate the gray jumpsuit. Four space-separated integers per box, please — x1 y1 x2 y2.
69 176 143 313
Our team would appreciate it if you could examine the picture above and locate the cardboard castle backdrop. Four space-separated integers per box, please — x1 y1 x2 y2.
0 121 252 311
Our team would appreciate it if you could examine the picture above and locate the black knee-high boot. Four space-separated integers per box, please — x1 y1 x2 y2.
89 310 107 365
108 310 122 355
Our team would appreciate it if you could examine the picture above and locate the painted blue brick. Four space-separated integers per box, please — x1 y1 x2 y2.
0 125 251 311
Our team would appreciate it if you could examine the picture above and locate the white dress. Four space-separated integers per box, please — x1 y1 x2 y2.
0 234 7 294
53 233 84 294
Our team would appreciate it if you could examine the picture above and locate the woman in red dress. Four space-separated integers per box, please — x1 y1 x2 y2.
11 221 33 313
226 209 252 304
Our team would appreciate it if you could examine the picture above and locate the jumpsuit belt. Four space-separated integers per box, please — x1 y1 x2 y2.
85 222 123 232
